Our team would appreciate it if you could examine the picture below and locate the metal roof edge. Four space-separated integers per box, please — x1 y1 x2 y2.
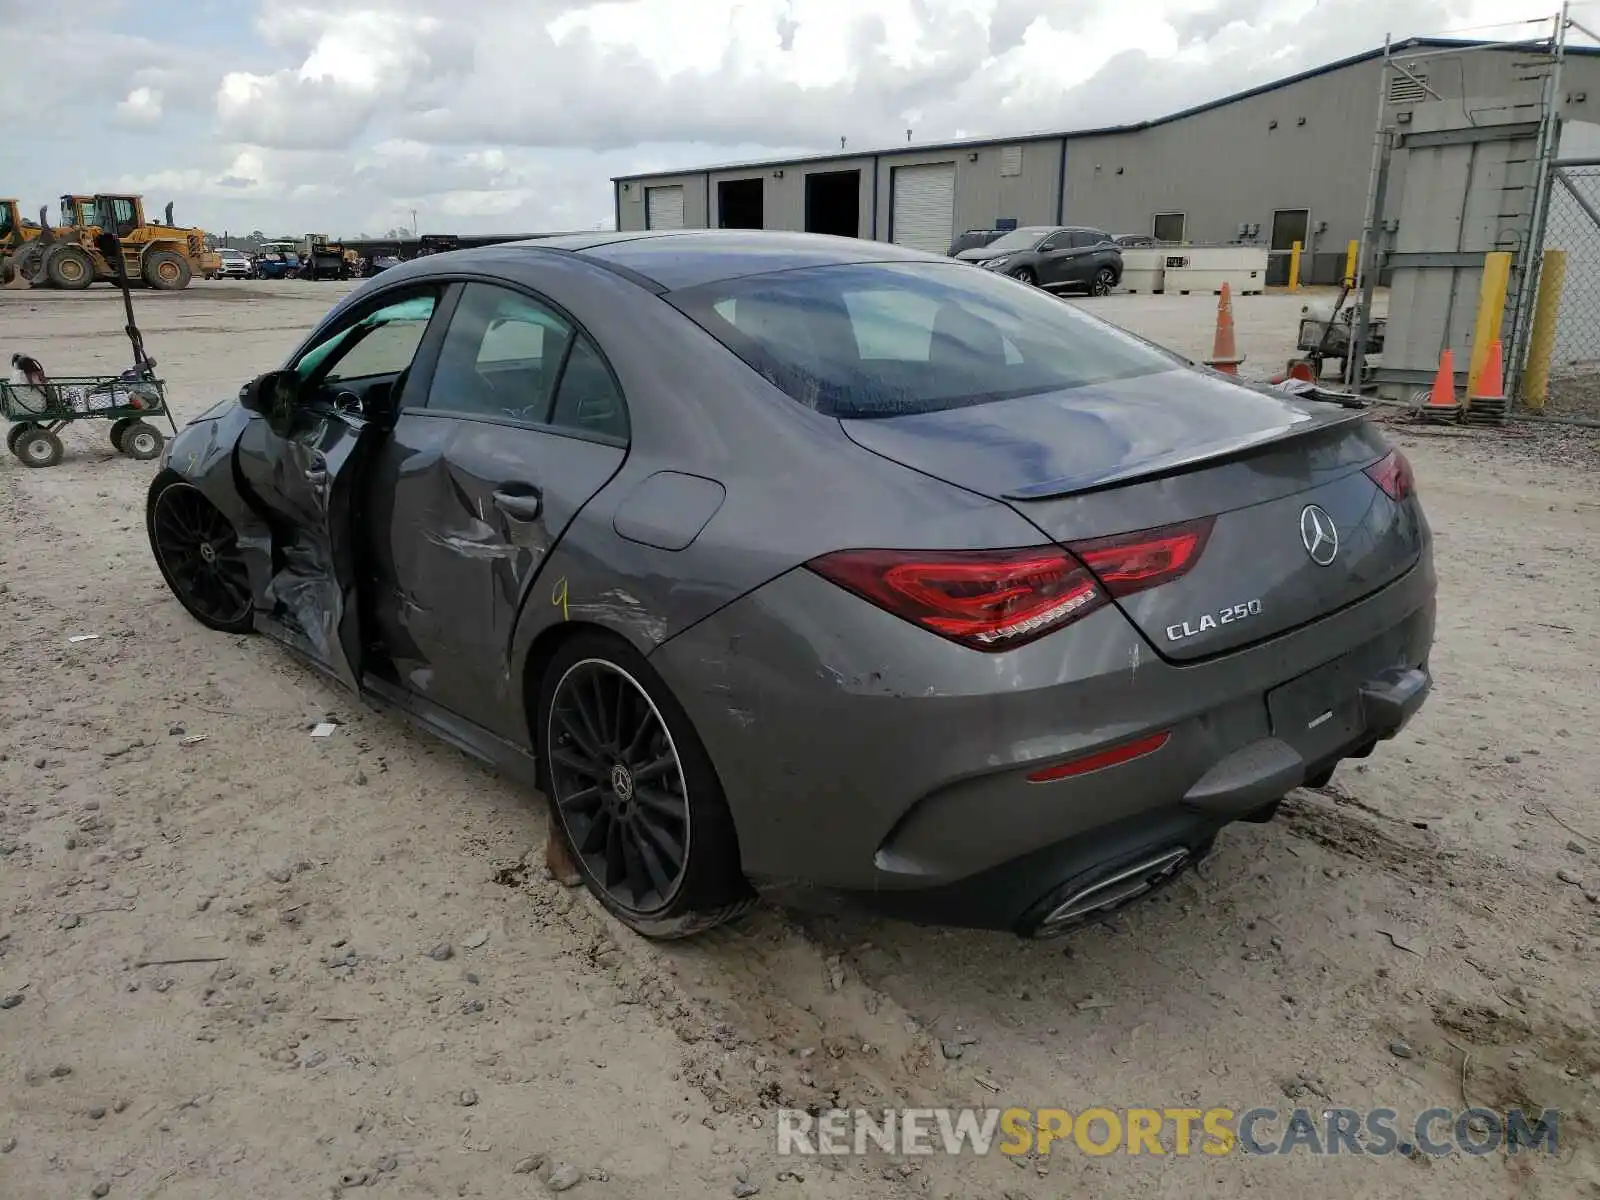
610 35 1592 183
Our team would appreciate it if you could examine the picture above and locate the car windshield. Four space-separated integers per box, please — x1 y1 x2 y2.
671 260 1181 419
980 227 1055 253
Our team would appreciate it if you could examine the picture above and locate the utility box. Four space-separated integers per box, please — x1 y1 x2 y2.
1375 92 1548 400
1163 246 1269 295
1116 246 1166 293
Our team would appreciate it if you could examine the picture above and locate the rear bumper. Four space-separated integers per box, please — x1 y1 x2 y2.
650 552 1435 926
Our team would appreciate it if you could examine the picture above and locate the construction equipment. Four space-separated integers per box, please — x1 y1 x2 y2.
1290 285 1386 382
0 201 61 287
299 233 351 280
11 194 221 291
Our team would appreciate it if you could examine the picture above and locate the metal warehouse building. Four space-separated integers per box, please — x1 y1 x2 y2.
613 37 1600 285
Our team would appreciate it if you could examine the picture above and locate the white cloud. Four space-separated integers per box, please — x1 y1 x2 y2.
116 86 165 127
1 0 1578 238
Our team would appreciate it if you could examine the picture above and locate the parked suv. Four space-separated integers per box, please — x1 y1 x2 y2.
215 249 252 279
946 228 1005 257
954 225 1122 295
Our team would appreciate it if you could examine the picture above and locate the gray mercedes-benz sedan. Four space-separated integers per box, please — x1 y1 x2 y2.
146 229 1435 940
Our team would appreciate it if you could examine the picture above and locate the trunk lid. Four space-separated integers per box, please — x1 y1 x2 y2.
839 367 1426 661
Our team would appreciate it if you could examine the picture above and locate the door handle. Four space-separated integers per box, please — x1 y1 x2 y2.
492 488 543 521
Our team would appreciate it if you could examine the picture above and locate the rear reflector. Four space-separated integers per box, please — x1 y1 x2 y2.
806 546 1105 651
1364 449 1415 501
1027 731 1171 783
1068 516 1215 599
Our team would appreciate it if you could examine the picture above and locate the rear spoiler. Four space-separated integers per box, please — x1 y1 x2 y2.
1003 406 1368 501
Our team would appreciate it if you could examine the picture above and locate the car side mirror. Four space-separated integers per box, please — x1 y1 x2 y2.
239 368 302 424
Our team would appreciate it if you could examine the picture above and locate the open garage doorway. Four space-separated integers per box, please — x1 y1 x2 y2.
717 178 764 229
805 170 861 238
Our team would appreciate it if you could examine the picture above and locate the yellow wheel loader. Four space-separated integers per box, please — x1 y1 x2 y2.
18 194 220 291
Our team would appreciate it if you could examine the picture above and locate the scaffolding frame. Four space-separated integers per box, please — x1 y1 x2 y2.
1344 9 1571 395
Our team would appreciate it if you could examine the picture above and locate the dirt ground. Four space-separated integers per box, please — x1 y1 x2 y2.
2 281 1598 1200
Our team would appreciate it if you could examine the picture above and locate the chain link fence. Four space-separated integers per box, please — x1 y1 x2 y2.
1539 164 1600 382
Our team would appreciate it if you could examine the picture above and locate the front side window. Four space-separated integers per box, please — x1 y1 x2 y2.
425 283 574 422
672 261 1180 419
295 293 438 384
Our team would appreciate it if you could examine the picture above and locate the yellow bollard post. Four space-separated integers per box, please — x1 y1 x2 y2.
1288 240 1302 292
1522 248 1566 411
1343 240 1358 288
1467 251 1512 398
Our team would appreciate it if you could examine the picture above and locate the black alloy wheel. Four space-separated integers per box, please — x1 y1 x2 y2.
1012 266 1037 285
548 658 691 913
1091 267 1117 296
147 479 254 632
538 632 754 939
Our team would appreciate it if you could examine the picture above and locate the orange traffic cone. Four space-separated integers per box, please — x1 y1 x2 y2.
1422 348 1460 423
1205 284 1244 376
1465 339 1509 425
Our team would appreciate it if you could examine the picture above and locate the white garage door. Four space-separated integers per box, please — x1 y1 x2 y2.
646 185 685 230
891 163 956 253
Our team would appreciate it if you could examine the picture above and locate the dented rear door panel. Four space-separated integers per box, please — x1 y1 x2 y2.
360 411 624 740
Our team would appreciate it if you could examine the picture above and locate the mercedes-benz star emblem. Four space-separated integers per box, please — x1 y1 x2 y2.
610 764 634 803
1299 504 1340 566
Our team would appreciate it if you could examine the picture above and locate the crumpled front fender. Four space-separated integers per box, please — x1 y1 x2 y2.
156 404 275 610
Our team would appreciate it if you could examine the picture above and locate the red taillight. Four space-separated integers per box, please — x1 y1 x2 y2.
1027 731 1171 783
1364 449 1414 501
1068 516 1215 599
806 545 1106 651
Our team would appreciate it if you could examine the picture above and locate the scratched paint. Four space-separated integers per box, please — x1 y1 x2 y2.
422 524 517 561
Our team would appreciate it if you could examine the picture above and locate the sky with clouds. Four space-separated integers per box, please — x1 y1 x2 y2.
0 0 1579 238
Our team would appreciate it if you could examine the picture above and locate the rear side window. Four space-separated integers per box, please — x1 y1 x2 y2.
671 261 1178 419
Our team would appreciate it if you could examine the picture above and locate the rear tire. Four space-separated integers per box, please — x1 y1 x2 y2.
1090 267 1117 296
45 246 95 289
142 249 191 291
15 428 63 467
119 421 164 460
109 417 137 451
536 631 755 939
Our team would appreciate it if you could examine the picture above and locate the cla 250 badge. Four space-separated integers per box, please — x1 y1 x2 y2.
1166 599 1264 643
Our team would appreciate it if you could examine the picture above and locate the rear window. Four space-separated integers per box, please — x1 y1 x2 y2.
670 261 1180 419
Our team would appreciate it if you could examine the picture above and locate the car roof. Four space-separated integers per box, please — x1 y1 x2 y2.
416 229 948 292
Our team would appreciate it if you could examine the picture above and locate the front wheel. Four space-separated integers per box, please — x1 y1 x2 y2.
7 422 39 454
537 632 754 939
147 477 254 632
142 249 192 291
1090 267 1117 296
46 246 95 290
1011 267 1037 285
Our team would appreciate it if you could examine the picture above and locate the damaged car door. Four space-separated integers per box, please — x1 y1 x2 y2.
361 281 628 740
234 289 444 690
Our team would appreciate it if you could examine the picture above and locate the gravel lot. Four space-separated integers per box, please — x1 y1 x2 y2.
3 281 1598 1199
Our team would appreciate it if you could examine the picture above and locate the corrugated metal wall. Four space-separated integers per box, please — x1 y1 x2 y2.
614 50 1600 266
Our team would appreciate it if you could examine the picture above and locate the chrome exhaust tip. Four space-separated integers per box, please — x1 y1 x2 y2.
1031 847 1192 937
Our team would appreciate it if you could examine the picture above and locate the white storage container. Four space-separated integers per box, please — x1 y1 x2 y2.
1116 247 1166 294
1162 246 1269 295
